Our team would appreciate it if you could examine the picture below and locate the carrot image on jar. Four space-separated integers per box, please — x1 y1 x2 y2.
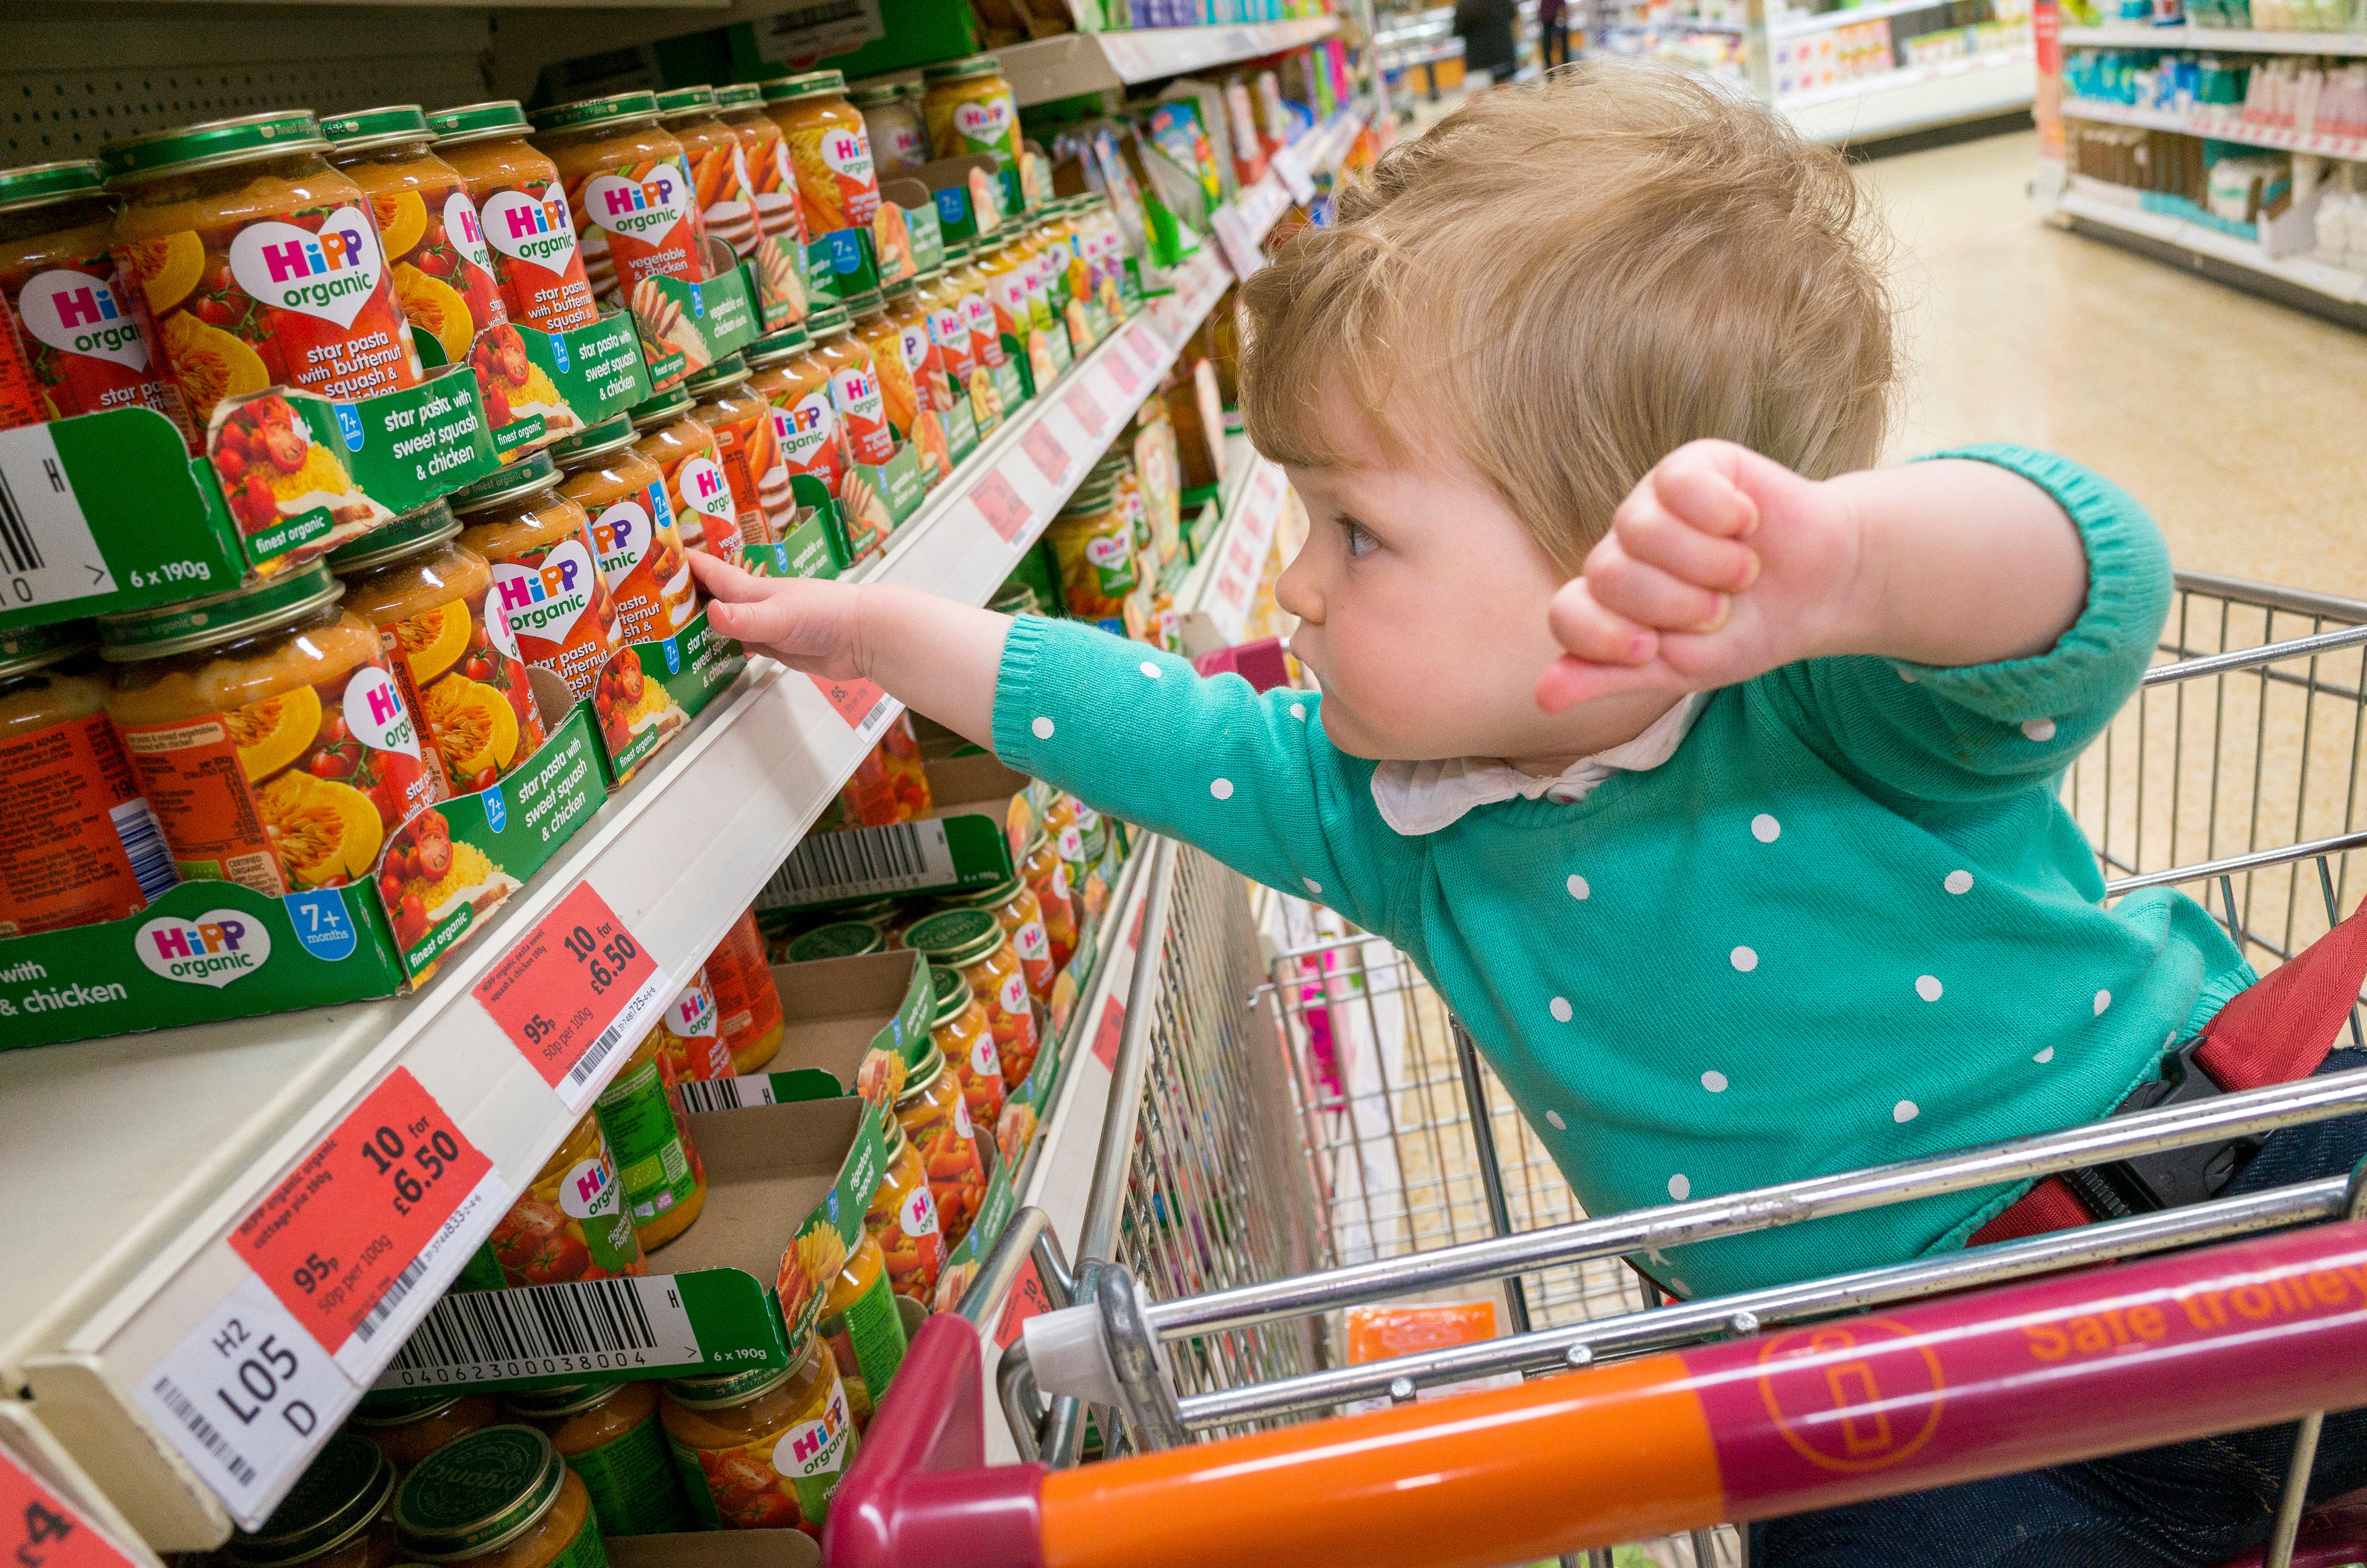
106 110 425 448
713 84 809 334
658 87 760 264
690 354 795 559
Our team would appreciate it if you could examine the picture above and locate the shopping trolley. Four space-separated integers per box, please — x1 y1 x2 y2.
828 571 2367 1568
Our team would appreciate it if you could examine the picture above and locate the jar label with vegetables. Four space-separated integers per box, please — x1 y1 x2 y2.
658 972 734 1081
576 162 707 303
689 140 761 261
587 496 694 645
673 454 742 561
488 532 616 701
704 398 792 545
476 187 599 334
959 288 1006 369
8 264 176 422
489 1136 645 1286
899 1098 985 1245
789 122 880 235
771 391 843 485
827 363 891 466
772 1377 854 1524
370 177 510 365
366 583 547 796
118 650 441 896
0 710 172 935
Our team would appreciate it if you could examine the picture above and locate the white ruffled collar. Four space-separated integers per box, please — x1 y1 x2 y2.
1368 693 1706 836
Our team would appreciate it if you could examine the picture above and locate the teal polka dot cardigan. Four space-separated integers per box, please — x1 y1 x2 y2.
990 445 2254 1301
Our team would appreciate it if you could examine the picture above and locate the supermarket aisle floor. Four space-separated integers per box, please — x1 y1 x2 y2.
1865 129 2367 602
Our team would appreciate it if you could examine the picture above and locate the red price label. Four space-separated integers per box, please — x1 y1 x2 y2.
1130 330 1165 373
1090 992 1126 1071
971 469 1032 543
232 1069 496 1358
810 672 892 731
1021 423 1069 484
995 1256 1055 1350
0 1452 135 1568
476 882 663 1104
1063 383 1107 434
1105 351 1140 396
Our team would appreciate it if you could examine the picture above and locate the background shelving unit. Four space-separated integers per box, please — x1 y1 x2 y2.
990 16 1343 103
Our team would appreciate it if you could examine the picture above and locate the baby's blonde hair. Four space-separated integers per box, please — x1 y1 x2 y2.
1239 61 1896 575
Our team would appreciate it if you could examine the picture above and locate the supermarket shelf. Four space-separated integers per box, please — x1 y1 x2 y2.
0 250 1237 1550
2064 94 2367 160
1771 0 1952 36
1780 45 2035 140
991 16 1341 106
1207 100 1368 274
1382 35 1469 68
1177 432 1296 650
2059 21 2367 53
2053 183 2367 323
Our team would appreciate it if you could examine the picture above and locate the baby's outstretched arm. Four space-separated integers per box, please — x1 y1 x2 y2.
1538 441 2091 710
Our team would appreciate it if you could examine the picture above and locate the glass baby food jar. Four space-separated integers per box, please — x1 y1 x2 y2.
705 907 785 1072
904 906 1040 1089
920 57 1021 171
851 288 921 449
504 1381 691 1536
329 501 547 795
818 1227 908 1431
655 86 760 267
711 84 809 332
812 301 892 467
628 385 742 567
744 322 846 498
321 106 509 366
893 1041 988 1248
350 1388 503 1474
450 453 622 704
1019 826 1077 971
528 92 709 312
687 353 797 564
884 276 952 424
654 966 735 1084
913 250 982 422
852 83 928 176
0 621 172 935
105 110 425 449
660 1343 857 1533
552 414 696 648
760 71 881 241
593 1025 707 1250
483 1108 646 1288
0 159 177 425
391 1425 603 1568
925 962 1004 1139
99 563 444 897
863 1114 944 1305
938 870 1054 1004
428 99 600 355
229 1431 398 1568
783 920 885 963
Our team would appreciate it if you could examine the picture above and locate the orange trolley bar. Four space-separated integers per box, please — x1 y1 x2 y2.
828 1216 2367 1568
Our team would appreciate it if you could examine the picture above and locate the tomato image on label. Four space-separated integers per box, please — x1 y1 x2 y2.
475 187 600 335
228 208 387 330
134 909 270 989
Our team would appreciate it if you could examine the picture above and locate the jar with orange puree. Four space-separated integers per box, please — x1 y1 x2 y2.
426 101 599 337
915 248 983 422
101 564 444 897
321 107 508 368
862 1114 943 1305
922 57 1020 170
893 1041 988 1247
704 907 785 1072
654 966 735 1084
593 1021 707 1251
938 868 1055 1005
688 355 791 558
904 906 1040 1094
0 160 178 425
1042 790 1092 898
350 1388 502 1474
817 1226 908 1431
851 290 921 447
479 1107 645 1289
815 298 892 466
529 92 709 337
745 321 846 497
881 277 956 442
0 623 175 936
655 87 760 267
329 502 547 794
552 415 696 648
712 84 809 332
628 386 742 568
450 454 621 704
661 1339 855 1534
1020 826 1078 971
760 71 880 241
926 963 1004 1135
105 111 426 451
230 1432 398 1568
392 1425 602 1568
505 1382 691 1535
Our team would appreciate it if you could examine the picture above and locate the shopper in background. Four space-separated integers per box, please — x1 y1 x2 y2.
1539 0 1571 71
1452 0 1521 89
691 62 2365 1568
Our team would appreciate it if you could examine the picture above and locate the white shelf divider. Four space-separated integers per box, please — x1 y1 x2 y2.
2060 21 2367 53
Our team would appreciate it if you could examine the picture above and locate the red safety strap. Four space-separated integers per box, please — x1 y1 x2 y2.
1969 900 2367 1247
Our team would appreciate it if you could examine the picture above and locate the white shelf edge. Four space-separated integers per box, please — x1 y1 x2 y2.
1778 45 2034 140
993 16 1341 106
2056 182 2367 303
2 250 1239 1550
2060 21 2367 53
2062 94 2367 160
1771 0 1957 39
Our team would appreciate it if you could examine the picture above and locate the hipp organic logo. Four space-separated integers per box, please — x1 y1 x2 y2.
18 268 150 369
590 500 653 579
558 1156 620 1221
818 129 874 182
773 1382 852 1478
341 666 420 759
489 539 596 645
136 910 271 989
830 367 881 420
774 392 837 470
478 188 579 271
443 191 496 275
678 456 737 522
228 207 384 329
584 169 690 242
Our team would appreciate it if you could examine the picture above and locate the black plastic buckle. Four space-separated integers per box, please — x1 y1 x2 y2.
2059 1044 2263 1221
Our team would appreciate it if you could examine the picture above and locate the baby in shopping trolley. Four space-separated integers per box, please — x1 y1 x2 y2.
694 60 2367 1568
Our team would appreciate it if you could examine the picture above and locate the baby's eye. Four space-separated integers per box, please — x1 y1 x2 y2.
1343 520 1379 559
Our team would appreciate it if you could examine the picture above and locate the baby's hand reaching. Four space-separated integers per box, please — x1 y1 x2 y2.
1536 440 1865 712
689 551 866 679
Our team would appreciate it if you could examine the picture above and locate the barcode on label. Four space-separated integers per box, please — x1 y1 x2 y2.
351 1254 429 1345
112 797 178 902
674 1074 778 1115
0 424 115 608
383 1274 701 1382
553 965 671 1113
0 463 44 573
756 819 957 908
146 1374 259 1490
